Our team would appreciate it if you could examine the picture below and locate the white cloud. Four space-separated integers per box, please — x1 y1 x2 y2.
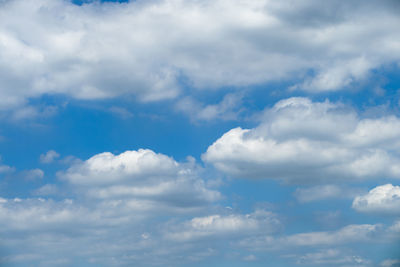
164 209 280 242
203 97 400 183
0 148 227 266
352 184 400 215
0 0 400 110
40 150 60 164
0 196 279 266
58 149 220 210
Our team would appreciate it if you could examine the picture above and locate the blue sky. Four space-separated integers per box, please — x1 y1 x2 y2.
1 0 400 266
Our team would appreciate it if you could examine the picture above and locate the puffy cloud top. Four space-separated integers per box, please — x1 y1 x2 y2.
352 184 400 215
61 149 180 185
203 97 400 182
60 149 220 209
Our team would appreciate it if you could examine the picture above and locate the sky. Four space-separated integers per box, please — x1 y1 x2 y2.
0 0 400 266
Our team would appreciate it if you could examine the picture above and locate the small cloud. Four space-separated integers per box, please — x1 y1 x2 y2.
40 150 60 164
0 164 15 174
22 169 44 180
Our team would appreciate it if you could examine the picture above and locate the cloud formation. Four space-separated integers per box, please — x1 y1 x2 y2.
203 97 400 183
164 209 281 242
1 0 400 110
39 150 60 164
352 184 400 215
0 149 225 266
59 149 221 210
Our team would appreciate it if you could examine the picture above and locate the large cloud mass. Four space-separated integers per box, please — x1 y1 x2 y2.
203 97 400 182
1 0 400 109
0 149 225 266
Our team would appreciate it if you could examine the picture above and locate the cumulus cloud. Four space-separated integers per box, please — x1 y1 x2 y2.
0 0 400 110
0 148 226 266
58 149 220 210
352 184 400 215
39 150 60 164
203 97 400 183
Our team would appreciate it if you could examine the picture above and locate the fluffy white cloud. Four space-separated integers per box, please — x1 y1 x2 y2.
58 149 221 210
352 184 400 215
203 97 400 183
1 0 400 110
